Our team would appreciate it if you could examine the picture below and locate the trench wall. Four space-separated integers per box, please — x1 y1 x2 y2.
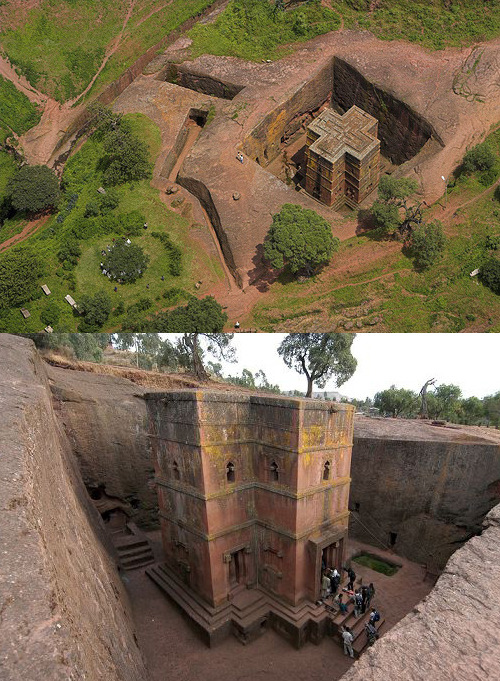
47 365 157 527
242 61 333 166
340 503 500 681
349 436 500 569
0 334 148 681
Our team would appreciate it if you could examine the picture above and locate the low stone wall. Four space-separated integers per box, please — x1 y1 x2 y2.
340 503 500 681
0 334 149 681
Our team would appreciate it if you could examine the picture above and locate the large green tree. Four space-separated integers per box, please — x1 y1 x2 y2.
278 333 357 398
0 247 43 309
176 332 236 381
78 291 112 332
101 123 152 186
103 241 149 283
373 386 418 418
264 204 339 277
8 165 61 214
371 175 421 238
410 220 446 270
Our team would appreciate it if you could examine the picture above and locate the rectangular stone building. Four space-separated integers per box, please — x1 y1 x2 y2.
304 105 380 209
145 390 354 646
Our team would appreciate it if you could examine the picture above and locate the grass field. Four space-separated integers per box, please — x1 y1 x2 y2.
0 75 41 142
244 126 500 333
0 113 225 332
0 149 17 198
0 0 214 103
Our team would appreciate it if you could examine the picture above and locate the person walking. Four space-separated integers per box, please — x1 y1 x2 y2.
369 608 381 626
361 584 369 613
353 589 363 618
346 566 356 592
367 582 376 608
342 626 354 658
331 567 341 594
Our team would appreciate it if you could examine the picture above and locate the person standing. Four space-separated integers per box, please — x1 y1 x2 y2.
321 571 331 601
361 584 369 613
367 582 376 609
354 589 363 618
342 626 354 658
346 566 356 592
334 592 348 615
369 608 381 626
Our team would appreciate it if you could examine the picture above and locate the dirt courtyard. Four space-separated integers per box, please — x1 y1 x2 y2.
125 533 433 681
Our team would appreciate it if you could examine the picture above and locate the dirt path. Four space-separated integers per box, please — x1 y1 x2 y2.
0 53 48 106
68 0 137 106
0 214 50 252
431 176 500 226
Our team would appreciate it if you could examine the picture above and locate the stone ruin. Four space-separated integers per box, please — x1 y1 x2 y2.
304 106 380 209
145 390 354 647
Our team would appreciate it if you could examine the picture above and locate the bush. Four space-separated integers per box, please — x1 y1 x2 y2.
40 299 62 326
151 231 183 276
462 143 496 173
0 247 43 309
101 124 152 186
8 165 61 214
153 296 227 331
102 241 149 283
78 290 112 331
411 220 446 270
480 257 500 295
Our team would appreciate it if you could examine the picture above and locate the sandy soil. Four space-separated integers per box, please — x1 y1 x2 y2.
125 533 433 681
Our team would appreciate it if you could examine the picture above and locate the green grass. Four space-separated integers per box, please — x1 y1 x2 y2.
0 75 41 136
339 0 500 50
0 112 224 332
352 553 399 576
0 0 214 103
0 149 17 198
189 0 341 61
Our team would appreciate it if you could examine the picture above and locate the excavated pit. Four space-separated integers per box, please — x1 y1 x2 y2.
243 57 442 187
159 63 245 100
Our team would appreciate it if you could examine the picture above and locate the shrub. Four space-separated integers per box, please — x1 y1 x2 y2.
40 299 62 326
8 165 61 214
462 143 496 173
480 257 500 295
0 247 43 309
101 124 152 186
151 231 183 276
78 290 112 331
411 220 446 270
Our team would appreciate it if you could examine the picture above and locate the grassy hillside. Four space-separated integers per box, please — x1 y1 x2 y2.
0 75 41 143
0 113 225 332
0 0 213 102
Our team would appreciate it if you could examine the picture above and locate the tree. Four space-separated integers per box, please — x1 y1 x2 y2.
278 333 357 398
419 378 436 419
373 386 418 418
370 175 421 238
101 123 152 186
154 296 228 333
103 241 149 283
264 204 339 277
480 257 500 294
40 299 63 327
78 291 112 332
459 396 485 425
24 333 110 360
462 143 496 173
429 384 462 421
483 392 500 427
177 332 236 381
8 165 61 214
410 220 446 270
0 247 43 309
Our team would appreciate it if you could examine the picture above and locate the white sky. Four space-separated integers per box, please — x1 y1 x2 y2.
163 334 499 400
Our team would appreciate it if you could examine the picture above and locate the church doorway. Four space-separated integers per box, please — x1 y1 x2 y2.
229 548 246 590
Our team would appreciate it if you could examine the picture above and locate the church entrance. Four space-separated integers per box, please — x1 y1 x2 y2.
322 538 344 572
229 548 246 590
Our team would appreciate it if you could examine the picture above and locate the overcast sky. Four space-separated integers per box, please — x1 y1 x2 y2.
164 334 499 400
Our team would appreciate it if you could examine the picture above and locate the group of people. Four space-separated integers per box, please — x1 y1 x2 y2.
320 564 381 659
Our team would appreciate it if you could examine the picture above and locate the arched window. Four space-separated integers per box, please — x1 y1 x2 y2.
323 461 331 481
173 460 180 480
226 461 235 483
270 460 279 482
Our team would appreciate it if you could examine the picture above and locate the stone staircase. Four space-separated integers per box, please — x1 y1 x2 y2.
329 600 385 657
146 562 332 647
113 523 155 571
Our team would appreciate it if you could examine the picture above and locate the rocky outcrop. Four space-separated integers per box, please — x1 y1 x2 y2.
340 504 500 681
349 417 500 569
47 365 157 527
0 334 149 681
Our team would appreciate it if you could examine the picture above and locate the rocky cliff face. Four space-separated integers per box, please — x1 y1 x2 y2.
0 334 149 681
340 503 500 681
47 365 157 527
349 417 500 569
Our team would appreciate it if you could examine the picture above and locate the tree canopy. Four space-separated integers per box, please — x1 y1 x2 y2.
370 175 421 237
480 257 500 294
103 241 149 283
374 386 418 418
78 290 112 332
8 165 61 214
278 333 357 397
152 297 228 333
410 220 446 270
264 204 339 277
0 247 43 309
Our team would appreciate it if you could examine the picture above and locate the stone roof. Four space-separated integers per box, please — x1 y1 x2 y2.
307 106 379 164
